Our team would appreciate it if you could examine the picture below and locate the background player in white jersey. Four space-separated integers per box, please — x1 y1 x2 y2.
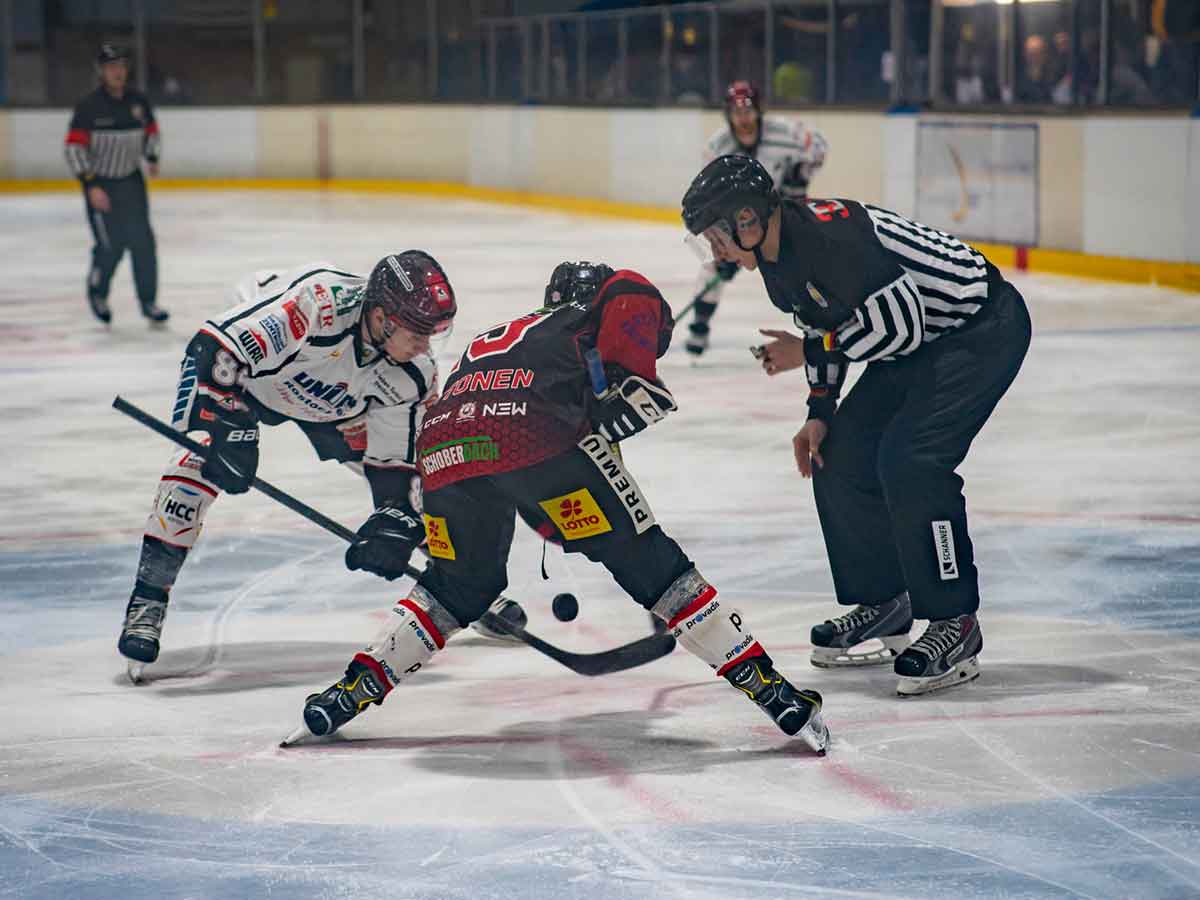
684 80 828 357
117 252 456 673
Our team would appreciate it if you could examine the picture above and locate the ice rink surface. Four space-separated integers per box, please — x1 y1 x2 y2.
1 190 1199 899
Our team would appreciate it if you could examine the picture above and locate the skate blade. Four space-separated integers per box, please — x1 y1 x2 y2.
896 656 980 697
126 662 146 684
279 725 310 748
469 620 525 645
811 634 911 668
797 711 830 756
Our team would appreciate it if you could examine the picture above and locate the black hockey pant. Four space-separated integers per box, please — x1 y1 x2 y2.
811 278 1031 621
83 171 157 307
417 440 694 628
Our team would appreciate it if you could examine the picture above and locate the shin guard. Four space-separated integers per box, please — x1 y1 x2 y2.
651 569 765 676
356 585 462 696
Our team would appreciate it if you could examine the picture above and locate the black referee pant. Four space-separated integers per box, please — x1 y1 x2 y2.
84 170 157 309
811 276 1031 621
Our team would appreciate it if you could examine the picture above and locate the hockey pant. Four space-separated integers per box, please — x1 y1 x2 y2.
83 171 157 308
811 277 1031 621
353 436 773 696
138 389 370 591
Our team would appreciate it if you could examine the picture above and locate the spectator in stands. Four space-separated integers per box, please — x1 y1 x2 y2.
1016 34 1058 103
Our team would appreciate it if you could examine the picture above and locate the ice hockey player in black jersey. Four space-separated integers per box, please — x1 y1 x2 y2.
682 155 1031 696
64 44 166 326
684 81 827 358
294 261 830 753
117 253 458 680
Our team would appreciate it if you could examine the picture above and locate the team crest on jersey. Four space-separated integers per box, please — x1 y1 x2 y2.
131 104 144 121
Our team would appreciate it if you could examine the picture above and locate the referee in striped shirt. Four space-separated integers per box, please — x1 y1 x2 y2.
64 44 167 326
683 155 1031 697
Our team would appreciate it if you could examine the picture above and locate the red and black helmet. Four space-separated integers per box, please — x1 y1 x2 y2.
724 80 762 116
365 251 456 337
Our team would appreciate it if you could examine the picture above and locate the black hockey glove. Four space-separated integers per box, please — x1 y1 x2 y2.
715 260 739 282
593 375 677 443
199 410 259 494
345 507 424 580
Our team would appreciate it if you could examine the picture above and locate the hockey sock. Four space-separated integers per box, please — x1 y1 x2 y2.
651 569 765 676
134 536 188 593
691 298 718 326
356 585 462 696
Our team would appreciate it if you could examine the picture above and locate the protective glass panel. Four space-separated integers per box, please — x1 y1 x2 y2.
364 1 430 101
836 0 893 103
263 1 353 103
146 4 253 106
669 11 712 105
773 2 829 106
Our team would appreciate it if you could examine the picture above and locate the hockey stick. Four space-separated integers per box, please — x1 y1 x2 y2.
112 396 676 677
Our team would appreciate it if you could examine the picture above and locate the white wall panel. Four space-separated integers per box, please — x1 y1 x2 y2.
608 109 710 207
155 109 258 178
1082 118 1189 262
8 110 70 179
468 107 535 190
881 113 917 216
1188 120 1200 265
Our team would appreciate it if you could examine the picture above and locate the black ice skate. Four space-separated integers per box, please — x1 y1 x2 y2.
89 293 112 325
810 592 913 668
684 319 710 356
302 660 387 737
725 656 830 754
894 613 982 697
139 300 169 325
119 591 168 663
470 597 528 644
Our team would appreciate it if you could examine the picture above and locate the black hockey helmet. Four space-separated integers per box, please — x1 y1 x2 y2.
681 154 778 248
97 43 132 65
544 261 615 309
365 251 457 338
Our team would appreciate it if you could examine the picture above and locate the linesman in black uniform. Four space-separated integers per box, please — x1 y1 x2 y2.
683 155 1031 697
63 44 167 326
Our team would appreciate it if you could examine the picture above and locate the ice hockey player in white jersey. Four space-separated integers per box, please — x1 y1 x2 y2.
117 252 458 673
685 80 828 357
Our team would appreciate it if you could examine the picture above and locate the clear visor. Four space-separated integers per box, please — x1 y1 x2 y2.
684 219 735 265
381 314 454 349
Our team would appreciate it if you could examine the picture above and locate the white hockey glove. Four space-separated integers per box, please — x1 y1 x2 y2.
594 375 677 443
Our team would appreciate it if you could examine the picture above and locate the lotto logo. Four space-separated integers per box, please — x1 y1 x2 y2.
423 514 457 560
538 489 612 540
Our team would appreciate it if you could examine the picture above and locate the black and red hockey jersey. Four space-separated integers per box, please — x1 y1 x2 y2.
417 270 673 490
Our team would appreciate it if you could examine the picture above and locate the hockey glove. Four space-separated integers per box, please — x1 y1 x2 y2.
345 507 424 580
715 260 740 282
593 375 677 443
198 410 259 494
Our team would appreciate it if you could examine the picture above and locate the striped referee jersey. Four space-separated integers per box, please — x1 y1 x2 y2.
64 86 160 181
756 198 999 419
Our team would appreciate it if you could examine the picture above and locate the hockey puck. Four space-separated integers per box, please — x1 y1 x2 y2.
552 592 579 622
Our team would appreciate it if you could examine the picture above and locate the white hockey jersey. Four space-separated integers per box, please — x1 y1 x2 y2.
704 114 828 197
200 263 436 470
